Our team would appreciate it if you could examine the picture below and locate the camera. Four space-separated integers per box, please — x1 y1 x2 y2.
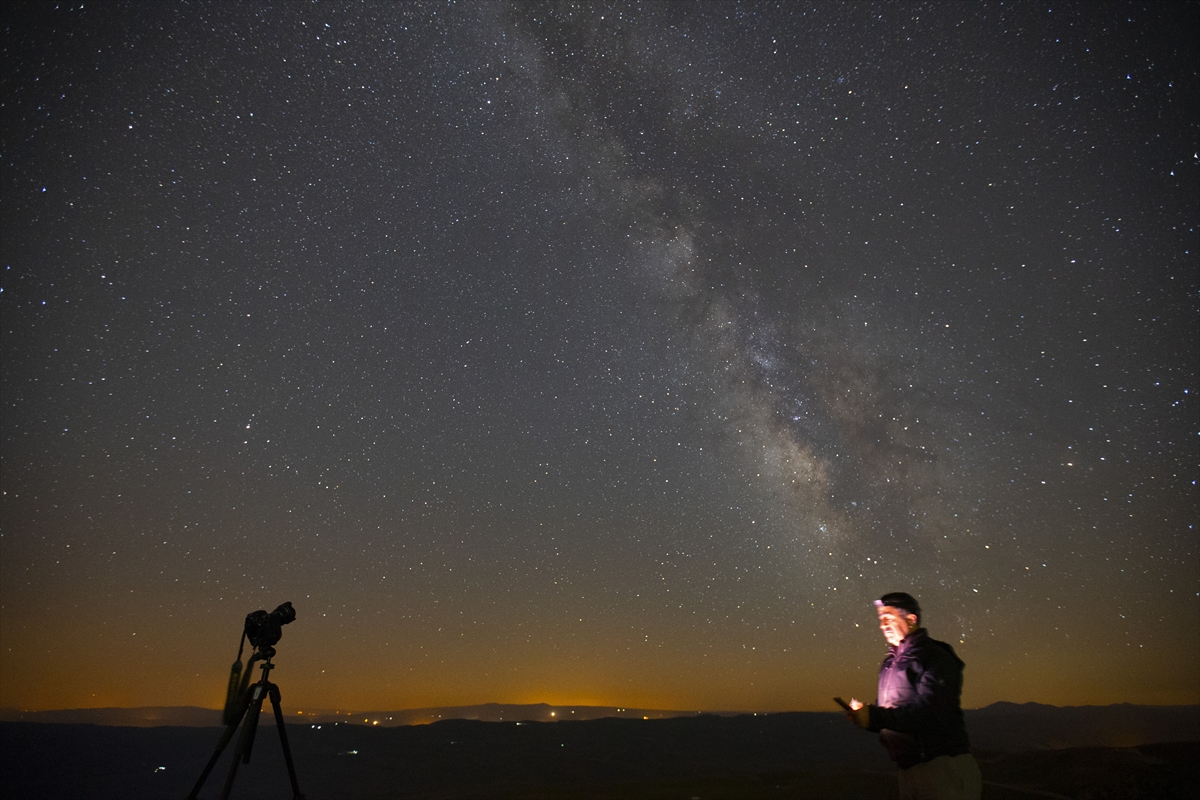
243 602 296 649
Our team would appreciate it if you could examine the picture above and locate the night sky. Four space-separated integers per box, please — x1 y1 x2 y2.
2 2 1196 715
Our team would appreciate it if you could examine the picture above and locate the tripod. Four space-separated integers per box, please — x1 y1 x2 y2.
187 645 305 800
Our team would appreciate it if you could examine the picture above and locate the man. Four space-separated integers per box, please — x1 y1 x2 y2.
844 592 981 800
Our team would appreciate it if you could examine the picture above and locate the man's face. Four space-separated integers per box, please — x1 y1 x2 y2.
877 605 918 647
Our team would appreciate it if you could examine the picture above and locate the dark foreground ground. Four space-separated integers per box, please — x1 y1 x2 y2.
2 713 1197 799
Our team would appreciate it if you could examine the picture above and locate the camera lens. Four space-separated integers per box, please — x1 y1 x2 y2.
270 602 297 626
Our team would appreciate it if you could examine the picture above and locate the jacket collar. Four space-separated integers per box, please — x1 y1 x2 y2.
888 626 927 655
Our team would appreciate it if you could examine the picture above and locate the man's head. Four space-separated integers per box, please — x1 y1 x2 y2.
874 592 921 647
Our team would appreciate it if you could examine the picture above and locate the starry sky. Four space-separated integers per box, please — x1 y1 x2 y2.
2 2 1196 715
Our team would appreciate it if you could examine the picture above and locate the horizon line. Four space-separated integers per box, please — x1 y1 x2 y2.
6 699 1197 715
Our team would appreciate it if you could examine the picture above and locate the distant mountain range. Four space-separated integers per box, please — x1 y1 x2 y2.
2 701 1197 751
967 701 1199 750
0 702 720 728
3 706 1198 799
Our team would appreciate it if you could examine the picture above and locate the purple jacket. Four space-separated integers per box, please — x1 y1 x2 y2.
867 628 971 768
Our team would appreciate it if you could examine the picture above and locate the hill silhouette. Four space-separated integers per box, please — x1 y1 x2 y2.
0 702 732 727
3 700 1197 746
1 704 1197 798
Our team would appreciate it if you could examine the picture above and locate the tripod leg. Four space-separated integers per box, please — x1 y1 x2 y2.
269 683 306 800
219 682 266 800
187 689 252 800
239 683 266 764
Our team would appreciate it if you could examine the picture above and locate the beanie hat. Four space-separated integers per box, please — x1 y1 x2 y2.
874 592 921 618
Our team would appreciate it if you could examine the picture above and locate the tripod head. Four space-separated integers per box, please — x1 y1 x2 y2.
249 645 279 688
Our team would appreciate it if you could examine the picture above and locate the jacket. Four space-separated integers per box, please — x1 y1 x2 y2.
867 628 972 768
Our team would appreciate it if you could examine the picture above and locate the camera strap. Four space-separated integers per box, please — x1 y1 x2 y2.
222 631 249 725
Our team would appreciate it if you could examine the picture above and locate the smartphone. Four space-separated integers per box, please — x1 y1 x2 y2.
833 697 853 711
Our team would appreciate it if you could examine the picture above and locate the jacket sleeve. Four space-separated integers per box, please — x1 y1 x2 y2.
867 647 959 733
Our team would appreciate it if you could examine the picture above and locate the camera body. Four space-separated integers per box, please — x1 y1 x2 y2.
244 602 296 649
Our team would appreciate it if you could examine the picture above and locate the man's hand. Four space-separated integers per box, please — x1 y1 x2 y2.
845 698 870 729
